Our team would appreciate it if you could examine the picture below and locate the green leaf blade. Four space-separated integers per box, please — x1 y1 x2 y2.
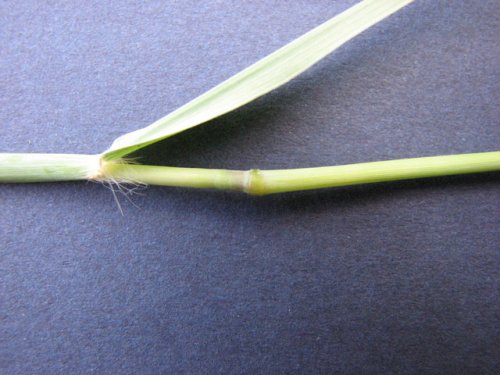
103 0 415 160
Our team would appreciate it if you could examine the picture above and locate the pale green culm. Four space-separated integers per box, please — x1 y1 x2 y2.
1 0 499 195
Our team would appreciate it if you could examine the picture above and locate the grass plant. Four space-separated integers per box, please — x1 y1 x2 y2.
1 0 498 195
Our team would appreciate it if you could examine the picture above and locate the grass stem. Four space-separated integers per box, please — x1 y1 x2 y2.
102 151 500 195
0 153 100 183
2 151 498 194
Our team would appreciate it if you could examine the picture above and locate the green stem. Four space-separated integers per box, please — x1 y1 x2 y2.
1 151 499 192
102 151 500 195
0 153 100 183
103 161 246 191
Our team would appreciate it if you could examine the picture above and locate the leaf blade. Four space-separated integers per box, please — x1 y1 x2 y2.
103 0 415 160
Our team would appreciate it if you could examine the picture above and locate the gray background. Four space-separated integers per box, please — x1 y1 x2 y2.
1 1 499 374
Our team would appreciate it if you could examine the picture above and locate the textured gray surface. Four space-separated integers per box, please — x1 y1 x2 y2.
1 1 499 374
